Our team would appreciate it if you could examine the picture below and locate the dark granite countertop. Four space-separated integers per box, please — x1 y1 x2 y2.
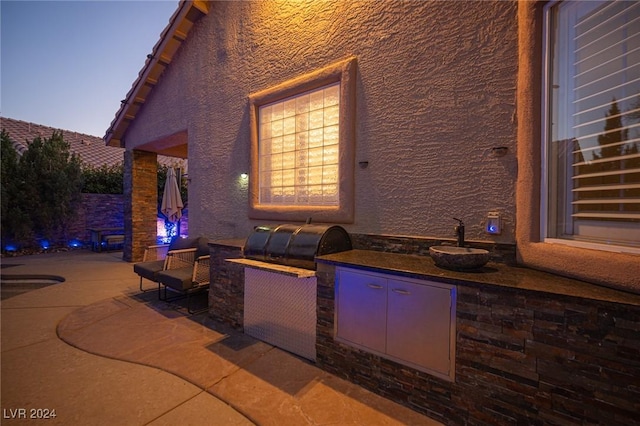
316 250 640 306
209 238 245 248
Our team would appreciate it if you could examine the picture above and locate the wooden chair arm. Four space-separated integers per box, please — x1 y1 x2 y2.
142 244 170 262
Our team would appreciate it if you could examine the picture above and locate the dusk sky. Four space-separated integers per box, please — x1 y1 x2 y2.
1 0 179 138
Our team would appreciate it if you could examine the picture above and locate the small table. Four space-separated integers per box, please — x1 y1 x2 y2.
88 228 124 252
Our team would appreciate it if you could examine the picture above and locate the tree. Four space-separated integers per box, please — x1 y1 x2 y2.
581 98 639 216
594 99 628 165
1 130 34 244
13 131 84 243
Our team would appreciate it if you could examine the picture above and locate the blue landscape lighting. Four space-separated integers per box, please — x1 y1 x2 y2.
68 239 82 248
157 217 180 244
40 240 50 249
157 220 178 244
5 244 18 252
158 235 173 244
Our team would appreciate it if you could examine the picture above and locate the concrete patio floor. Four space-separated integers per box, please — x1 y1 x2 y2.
1 250 441 425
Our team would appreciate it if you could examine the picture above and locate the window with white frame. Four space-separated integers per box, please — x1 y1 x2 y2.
258 83 340 206
543 0 640 251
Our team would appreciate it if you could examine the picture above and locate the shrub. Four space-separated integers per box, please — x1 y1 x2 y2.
82 163 123 194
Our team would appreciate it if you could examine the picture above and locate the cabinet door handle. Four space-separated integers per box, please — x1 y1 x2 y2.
392 288 411 295
367 283 384 289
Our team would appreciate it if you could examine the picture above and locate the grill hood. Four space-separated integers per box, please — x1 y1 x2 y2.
244 223 352 270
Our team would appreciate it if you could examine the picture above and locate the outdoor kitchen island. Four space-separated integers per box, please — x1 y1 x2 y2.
208 239 640 425
315 250 640 425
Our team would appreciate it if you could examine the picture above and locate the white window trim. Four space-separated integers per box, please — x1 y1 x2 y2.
540 1 553 244
248 57 357 223
539 0 640 255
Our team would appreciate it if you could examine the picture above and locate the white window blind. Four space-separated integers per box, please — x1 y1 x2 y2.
546 0 640 248
258 83 340 206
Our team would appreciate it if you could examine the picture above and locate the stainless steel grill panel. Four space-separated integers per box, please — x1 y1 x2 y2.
243 268 317 361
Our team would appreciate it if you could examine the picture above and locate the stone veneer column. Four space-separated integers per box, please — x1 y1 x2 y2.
124 150 157 262
208 241 245 329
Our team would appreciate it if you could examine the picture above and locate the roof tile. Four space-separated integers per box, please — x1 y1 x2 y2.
1 117 184 169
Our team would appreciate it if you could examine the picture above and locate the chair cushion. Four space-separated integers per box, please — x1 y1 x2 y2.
157 267 194 291
133 260 165 281
194 237 210 259
169 236 198 251
168 236 210 259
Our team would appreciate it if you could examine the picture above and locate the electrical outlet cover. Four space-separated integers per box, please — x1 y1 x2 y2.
486 212 501 235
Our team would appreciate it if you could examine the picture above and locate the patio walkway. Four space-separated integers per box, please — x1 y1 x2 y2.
1 250 441 425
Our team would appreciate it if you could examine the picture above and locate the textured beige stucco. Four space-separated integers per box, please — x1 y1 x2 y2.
124 1 519 243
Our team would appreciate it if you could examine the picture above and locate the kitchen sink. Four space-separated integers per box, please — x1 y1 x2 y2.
429 246 490 270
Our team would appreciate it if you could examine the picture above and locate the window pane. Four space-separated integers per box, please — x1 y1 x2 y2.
296 95 310 114
283 117 296 136
283 99 296 118
546 0 640 248
296 113 309 132
283 134 296 153
324 105 339 127
258 83 341 206
324 85 339 106
309 109 324 129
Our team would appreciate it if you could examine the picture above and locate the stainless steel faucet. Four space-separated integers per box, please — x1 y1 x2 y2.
453 218 465 247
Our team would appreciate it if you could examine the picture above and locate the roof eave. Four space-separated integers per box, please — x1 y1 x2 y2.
103 0 210 148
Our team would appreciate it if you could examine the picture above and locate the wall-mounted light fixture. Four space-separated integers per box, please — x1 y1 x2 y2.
238 173 249 192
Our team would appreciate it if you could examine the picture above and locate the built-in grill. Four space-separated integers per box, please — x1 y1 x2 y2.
243 223 352 270
241 222 351 361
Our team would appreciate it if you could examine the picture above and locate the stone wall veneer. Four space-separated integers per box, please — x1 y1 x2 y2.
124 150 157 262
208 242 245 330
51 193 124 246
316 264 640 425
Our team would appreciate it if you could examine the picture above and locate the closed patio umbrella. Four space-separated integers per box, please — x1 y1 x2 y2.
161 168 184 223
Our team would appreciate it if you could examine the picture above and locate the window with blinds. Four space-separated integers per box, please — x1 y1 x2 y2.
545 0 640 249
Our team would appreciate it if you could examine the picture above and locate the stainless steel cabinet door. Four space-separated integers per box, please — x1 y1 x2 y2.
336 268 387 353
386 279 452 376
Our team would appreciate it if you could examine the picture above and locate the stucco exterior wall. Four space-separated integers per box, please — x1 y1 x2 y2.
125 0 518 243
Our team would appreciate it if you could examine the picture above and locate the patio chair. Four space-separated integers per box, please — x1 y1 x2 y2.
156 252 210 314
133 237 208 292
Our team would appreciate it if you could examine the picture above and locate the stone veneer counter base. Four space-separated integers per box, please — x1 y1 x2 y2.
314 249 640 425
